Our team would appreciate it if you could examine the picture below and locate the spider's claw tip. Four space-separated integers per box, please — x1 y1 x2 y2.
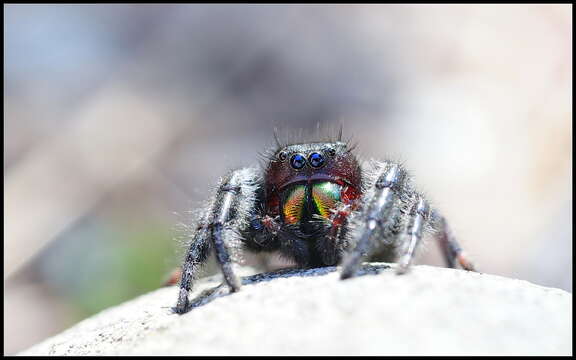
228 282 242 293
395 264 409 275
339 267 356 280
457 253 477 272
173 303 189 315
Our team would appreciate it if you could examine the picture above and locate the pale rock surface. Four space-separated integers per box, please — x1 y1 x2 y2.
19 264 572 356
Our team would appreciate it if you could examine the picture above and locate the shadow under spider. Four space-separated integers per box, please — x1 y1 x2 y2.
175 263 391 314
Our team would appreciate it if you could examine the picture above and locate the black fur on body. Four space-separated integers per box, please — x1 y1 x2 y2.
174 131 476 314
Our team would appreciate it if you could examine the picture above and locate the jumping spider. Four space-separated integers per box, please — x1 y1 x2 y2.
174 131 476 314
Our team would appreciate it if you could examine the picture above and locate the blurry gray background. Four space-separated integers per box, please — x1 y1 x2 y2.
4 4 572 354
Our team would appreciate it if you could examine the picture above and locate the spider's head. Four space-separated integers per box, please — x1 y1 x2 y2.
264 142 362 214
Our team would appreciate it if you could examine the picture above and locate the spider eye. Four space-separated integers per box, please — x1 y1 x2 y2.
278 151 288 161
290 154 306 169
327 148 336 157
308 152 325 168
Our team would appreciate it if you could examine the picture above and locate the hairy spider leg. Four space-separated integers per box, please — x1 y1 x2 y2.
175 223 212 313
340 164 406 279
396 196 430 274
433 213 476 271
175 167 262 314
211 183 243 293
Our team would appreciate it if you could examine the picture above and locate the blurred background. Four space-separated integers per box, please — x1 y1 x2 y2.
4 4 572 354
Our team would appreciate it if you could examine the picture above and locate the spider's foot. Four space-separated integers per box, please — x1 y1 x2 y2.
174 300 189 314
340 270 354 280
174 289 190 314
228 283 241 293
225 275 242 292
395 263 410 275
339 263 359 280
339 247 366 280
395 255 412 275
173 304 187 314
457 252 476 272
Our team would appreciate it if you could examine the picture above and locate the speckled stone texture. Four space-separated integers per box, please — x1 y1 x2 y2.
19 264 572 356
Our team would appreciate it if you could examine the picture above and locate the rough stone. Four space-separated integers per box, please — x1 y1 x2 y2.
19 264 572 356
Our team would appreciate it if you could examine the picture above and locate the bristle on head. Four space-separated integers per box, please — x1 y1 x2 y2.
257 124 358 171
263 123 355 155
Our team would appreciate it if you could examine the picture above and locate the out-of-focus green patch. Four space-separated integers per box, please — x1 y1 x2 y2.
64 219 176 319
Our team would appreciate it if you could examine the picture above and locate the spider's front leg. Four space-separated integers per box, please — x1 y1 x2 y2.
175 167 261 314
340 163 407 279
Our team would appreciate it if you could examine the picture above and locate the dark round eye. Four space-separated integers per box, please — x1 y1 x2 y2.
278 151 288 161
308 152 325 168
327 148 336 157
290 154 306 169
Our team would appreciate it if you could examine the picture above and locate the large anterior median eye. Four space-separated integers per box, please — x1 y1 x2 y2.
312 182 341 219
308 152 325 168
282 184 307 224
290 154 306 169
